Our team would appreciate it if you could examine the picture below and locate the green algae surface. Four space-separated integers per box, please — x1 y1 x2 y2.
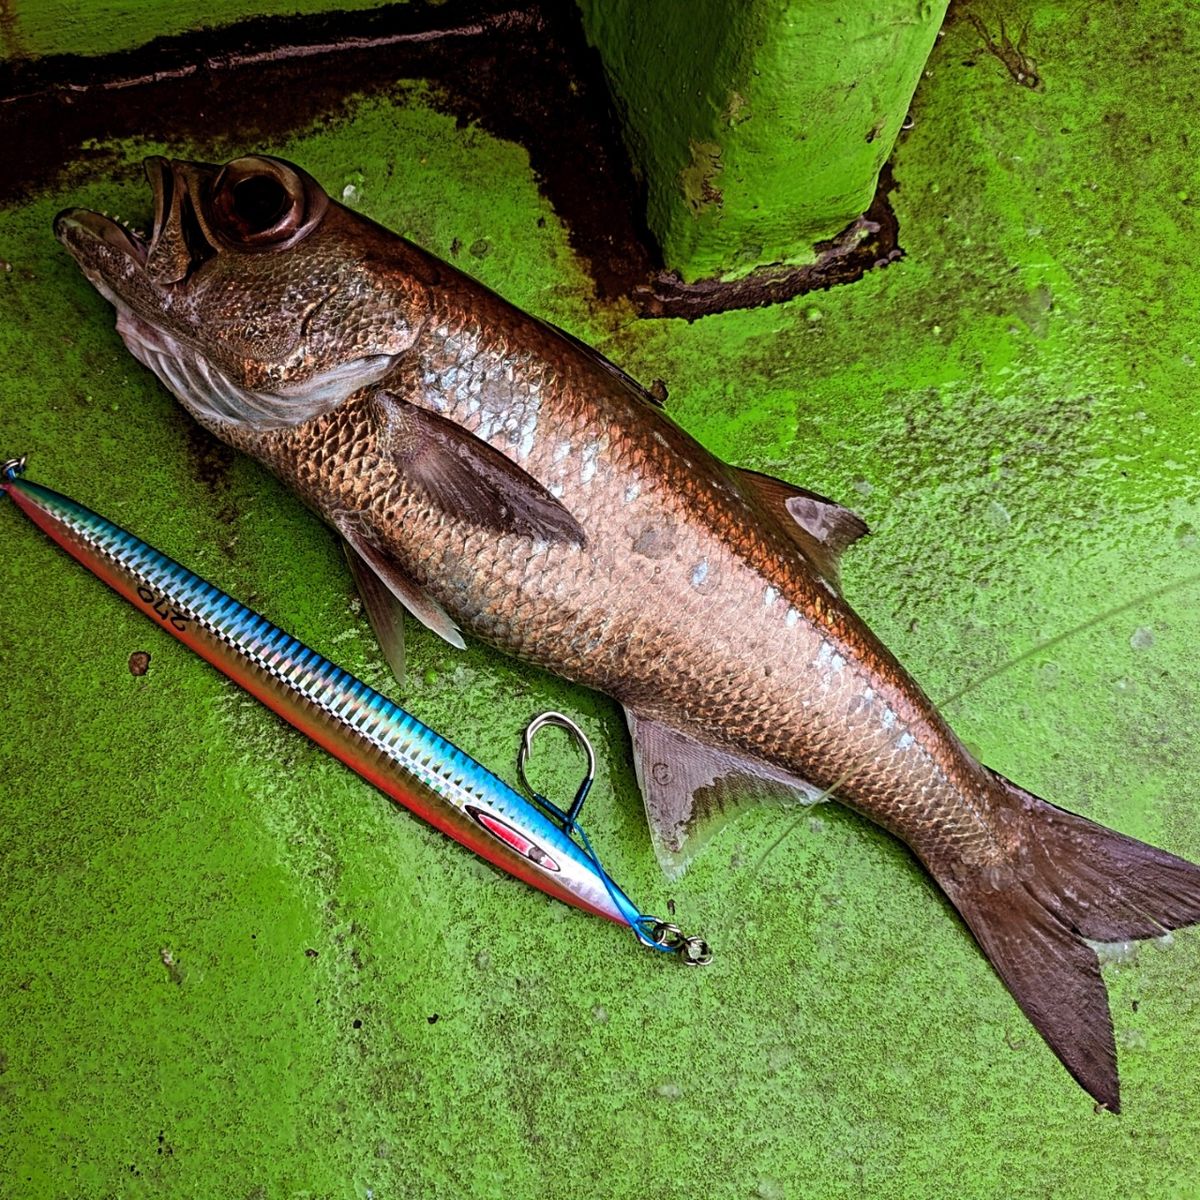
3 5 1200 1197
0 0 405 60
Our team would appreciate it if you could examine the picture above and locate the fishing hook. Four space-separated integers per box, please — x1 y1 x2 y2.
517 710 712 966
517 710 595 833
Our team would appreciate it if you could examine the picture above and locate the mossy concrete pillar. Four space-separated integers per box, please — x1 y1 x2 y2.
578 0 947 289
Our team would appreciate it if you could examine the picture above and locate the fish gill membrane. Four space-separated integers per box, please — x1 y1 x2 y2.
726 566 1200 1112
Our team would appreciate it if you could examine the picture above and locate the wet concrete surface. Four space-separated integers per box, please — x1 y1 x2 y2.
2 2 1200 1196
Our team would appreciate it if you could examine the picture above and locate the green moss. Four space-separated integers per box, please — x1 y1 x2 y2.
3 3 1200 1195
0 0 407 60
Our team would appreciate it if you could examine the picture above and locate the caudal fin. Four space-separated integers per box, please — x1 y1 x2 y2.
944 774 1200 1112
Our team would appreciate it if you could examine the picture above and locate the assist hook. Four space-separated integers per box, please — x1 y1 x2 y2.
517 710 595 834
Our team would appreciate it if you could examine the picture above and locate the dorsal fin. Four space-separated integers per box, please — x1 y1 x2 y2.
733 466 868 590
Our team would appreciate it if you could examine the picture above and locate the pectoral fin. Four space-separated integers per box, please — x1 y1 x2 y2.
625 709 825 877
734 466 867 590
335 511 466 659
372 389 586 545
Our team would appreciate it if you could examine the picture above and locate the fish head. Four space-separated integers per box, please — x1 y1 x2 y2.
55 154 427 430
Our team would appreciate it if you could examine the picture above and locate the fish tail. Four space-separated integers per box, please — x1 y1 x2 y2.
942 773 1200 1112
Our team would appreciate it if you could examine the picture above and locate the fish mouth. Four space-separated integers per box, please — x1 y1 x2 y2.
54 154 399 431
53 155 217 290
54 155 174 264
53 207 149 268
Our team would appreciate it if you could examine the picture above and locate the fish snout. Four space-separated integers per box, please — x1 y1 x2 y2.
54 207 148 268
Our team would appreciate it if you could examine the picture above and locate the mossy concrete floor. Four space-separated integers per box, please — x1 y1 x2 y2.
3 3 1200 1196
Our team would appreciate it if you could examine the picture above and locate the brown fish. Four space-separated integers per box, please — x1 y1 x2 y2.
56 154 1200 1110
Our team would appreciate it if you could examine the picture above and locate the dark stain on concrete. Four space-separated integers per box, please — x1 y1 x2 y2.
961 8 1043 89
182 419 235 495
680 140 724 215
637 166 903 319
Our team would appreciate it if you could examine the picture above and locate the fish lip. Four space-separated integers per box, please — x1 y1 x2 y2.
54 207 149 267
142 154 171 258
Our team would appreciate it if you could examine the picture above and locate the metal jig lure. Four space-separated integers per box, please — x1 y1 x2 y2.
2 457 710 965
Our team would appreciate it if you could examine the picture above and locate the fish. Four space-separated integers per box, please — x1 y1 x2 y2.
54 153 1200 1110
0 457 709 963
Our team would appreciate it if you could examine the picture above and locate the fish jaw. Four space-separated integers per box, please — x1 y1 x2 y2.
55 156 427 431
55 207 156 323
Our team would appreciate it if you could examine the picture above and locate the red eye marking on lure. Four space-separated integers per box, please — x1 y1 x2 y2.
467 807 561 872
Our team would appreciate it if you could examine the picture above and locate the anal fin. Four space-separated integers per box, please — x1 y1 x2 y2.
625 709 824 878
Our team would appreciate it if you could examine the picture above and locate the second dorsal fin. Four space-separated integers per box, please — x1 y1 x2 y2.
733 467 868 590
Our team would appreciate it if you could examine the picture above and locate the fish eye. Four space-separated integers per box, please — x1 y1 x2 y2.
231 175 290 230
207 156 326 249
